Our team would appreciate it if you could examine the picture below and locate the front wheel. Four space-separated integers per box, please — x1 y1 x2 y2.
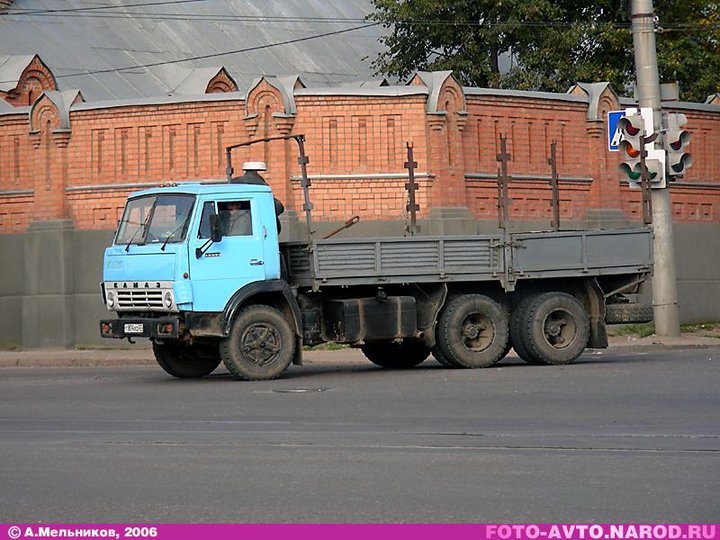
220 305 296 380
152 341 221 378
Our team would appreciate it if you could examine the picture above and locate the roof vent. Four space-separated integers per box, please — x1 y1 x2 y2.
242 161 267 172
229 162 268 185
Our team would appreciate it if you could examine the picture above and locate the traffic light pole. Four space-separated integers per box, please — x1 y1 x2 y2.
631 0 681 336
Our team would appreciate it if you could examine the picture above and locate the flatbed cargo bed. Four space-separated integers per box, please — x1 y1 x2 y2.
283 227 653 290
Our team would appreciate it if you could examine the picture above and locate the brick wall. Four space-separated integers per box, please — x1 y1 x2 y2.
1 72 719 234
0 55 56 107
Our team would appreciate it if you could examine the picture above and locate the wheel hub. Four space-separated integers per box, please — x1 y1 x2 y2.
543 310 576 349
461 313 493 352
241 324 281 366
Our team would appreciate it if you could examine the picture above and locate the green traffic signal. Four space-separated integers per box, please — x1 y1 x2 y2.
619 158 660 183
619 163 641 180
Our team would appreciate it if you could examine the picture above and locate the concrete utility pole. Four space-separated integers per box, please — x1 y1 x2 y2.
631 0 681 336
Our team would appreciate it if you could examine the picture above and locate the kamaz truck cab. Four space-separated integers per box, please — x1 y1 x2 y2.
100 165 303 380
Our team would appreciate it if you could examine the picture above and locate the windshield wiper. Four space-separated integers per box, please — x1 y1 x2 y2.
124 211 153 252
137 200 159 247
160 219 190 251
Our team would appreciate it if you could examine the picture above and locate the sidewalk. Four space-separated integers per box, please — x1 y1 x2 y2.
0 334 717 368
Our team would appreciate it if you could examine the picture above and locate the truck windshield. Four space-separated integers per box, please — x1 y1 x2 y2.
115 194 195 246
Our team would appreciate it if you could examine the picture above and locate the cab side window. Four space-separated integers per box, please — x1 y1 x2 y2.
217 201 253 237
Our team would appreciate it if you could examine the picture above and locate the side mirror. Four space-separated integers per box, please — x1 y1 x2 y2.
209 214 223 243
196 214 223 259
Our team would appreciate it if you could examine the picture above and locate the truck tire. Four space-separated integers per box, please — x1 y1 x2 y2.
361 340 430 369
431 346 455 367
152 341 221 378
605 303 654 324
220 304 295 380
509 295 544 365
521 292 590 365
436 294 509 368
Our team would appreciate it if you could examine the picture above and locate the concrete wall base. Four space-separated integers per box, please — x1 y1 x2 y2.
586 208 631 229
1 217 718 350
22 220 75 349
426 207 478 235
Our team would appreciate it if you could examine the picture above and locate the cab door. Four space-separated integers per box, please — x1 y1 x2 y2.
189 198 266 312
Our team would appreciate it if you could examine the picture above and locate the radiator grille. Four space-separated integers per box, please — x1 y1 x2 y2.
105 281 174 312
116 289 165 309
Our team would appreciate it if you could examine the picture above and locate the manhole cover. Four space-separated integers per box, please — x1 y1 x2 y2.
272 387 329 394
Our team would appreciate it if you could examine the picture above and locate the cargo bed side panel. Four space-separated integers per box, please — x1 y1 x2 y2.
512 229 653 278
284 236 503 286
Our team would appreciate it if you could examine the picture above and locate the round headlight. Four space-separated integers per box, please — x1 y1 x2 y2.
106 291 115 309
164 291 174 308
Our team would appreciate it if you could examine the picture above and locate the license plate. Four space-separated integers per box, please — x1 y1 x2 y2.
124 323 144 334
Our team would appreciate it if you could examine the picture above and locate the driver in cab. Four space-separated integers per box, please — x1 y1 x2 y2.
218 201 252 237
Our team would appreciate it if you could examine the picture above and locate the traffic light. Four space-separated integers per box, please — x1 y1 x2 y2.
643 152 665 184
618 113 646 185
618 114 645 184
617 110 664 188
664 113 692 179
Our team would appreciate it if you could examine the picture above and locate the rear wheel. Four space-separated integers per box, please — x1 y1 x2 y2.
152 341 221 378
361 340 430 369
510 294 544 365
435 294 509 368
220 305 295 380
522 292 590 365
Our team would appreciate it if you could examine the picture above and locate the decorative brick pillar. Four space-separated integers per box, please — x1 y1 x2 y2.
244 114 259 139
423 74 475 234
273 114 302 239
274 114 297 208
426 112 450 208
244 77 303 239
587 115 628 227
569 82 628 227
24 95 75 348
29 100 70 222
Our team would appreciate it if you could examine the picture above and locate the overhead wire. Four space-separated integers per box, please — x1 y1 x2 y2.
36 22 382 82
2 3 717 31
0 3 715 84
6 0 209 15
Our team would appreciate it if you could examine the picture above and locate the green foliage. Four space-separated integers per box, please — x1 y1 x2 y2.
606 323 657 337
655 0 720 101
303 342 349 351
369 0 719 101
680 322 720 336
607 321 720 337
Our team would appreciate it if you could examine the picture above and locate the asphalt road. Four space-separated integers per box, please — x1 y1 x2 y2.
1 348 718 523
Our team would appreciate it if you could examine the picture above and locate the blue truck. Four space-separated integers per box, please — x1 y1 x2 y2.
100 136 653 380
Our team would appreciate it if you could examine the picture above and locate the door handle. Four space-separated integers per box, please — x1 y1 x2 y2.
250 259 264 266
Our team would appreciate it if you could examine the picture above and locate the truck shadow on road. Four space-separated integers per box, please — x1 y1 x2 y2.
152 351 673 384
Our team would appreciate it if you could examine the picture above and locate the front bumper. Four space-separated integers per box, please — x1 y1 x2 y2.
100 316 179 339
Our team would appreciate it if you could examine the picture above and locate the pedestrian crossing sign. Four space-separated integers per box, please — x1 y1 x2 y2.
607 110 626 151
